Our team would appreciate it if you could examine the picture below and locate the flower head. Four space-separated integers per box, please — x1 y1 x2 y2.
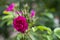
13 16 28 33
30 10 35 17
6 3 15 11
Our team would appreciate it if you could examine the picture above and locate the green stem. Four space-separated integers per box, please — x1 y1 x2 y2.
22 34 24 40
27 33 32 40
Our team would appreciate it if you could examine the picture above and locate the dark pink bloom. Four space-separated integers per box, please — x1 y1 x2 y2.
30 10 35 17
13 16 28 33
6 3 15 11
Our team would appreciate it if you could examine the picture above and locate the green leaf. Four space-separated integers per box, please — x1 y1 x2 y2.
47 35 53 40
54 28 60 39
44 12 54 19
17 33 23 40
2 15 13 20
0 20 7 27
28 33 36 40
32 26 52 34
29 31 49 40
28 31 40 40
32 27 37 32
38 26 52 34
7 20 13 25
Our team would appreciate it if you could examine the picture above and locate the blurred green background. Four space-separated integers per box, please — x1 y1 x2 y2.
0 0 60 40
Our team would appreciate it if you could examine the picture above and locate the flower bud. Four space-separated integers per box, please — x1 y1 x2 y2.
30 10 35 17
6 3 15 11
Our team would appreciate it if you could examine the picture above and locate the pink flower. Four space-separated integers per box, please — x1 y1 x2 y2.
13 16 28 33
6 3 15 11
30 10 35 17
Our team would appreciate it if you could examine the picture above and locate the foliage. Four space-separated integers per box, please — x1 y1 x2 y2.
0 0 60 40
54 28 60 39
